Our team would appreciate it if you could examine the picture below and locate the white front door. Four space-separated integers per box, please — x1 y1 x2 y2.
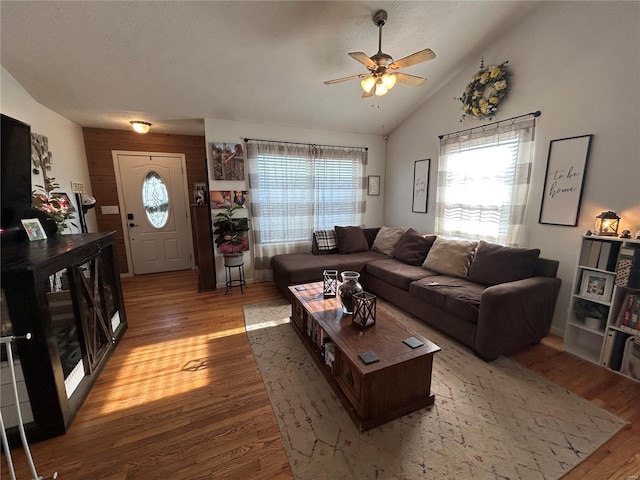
114 152 192 275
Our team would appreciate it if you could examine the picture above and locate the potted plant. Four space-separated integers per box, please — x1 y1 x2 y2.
213 205 249 266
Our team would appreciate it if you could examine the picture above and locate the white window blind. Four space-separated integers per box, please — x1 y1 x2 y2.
436 119 535 246
246 140 366 281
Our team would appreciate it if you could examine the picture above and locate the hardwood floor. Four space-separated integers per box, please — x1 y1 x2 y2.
3 269 639 479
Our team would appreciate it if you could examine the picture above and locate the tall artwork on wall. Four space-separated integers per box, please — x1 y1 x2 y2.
412 159 430 213
209 142 245 181
539 134 592 227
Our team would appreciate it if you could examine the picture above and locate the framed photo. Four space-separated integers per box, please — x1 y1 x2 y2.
194 182 207 205
579 270 613 302
367 175 380 196
539 134 592 226
209 142 245 181
412 159 430 213
49 192 76 213
210 190 232 209
210 190 248 209
21 218 47 241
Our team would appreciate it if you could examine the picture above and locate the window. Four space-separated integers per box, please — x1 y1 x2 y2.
436 119 535 246
142 171 169 228
246 141 366 281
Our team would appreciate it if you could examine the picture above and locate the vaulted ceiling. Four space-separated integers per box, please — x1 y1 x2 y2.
1 1 539 136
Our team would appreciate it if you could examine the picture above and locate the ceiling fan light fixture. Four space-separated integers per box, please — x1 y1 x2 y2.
361 76 376 93
381 73 397 89
374 81 388 97
130 121 152 134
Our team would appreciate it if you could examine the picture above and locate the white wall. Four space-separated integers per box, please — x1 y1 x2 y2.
1 66 96 233
204 118 385 287
385 2 640 336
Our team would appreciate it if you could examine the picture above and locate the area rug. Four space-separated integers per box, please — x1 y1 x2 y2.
244 299 627 480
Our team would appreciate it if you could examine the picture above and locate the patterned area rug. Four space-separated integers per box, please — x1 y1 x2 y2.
244 299 627 480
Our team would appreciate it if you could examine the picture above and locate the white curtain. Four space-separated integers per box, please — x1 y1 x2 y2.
247 140 366 282
436 119 535 246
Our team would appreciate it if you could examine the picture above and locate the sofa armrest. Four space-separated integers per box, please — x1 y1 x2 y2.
475 276 562 360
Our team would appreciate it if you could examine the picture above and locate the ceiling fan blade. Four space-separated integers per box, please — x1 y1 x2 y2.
348 52 377 68
389 48 436 70
324 73 368 85
361 89 374 98
396 73 428 86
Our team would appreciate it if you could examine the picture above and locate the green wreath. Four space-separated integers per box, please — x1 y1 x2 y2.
458 60 510 121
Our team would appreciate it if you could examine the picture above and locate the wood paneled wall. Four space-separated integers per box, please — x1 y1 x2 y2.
82 128 207 274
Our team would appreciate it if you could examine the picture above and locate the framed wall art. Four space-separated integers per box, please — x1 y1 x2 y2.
412 159 430 213
209 142 245 181
539 134 592 226
367 175 380 196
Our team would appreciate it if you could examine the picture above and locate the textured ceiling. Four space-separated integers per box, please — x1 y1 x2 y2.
1 1 539 136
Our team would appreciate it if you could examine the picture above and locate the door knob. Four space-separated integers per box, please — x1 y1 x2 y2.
129 223 139 227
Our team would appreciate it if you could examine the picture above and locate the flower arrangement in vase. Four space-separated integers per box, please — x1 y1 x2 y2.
30 133 76 234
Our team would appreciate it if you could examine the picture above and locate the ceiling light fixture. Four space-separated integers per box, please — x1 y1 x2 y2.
130 121 152 134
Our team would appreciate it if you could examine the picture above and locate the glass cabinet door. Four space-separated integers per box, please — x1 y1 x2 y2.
74 255 114 376
46 267 86 398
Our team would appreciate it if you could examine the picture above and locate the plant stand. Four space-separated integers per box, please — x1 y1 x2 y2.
224 254 246 294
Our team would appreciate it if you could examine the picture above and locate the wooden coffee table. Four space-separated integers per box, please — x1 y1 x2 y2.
289 282 440 431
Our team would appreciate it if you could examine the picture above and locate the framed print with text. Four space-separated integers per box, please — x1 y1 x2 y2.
539 134 592 226
368 175 380 196
412 159 430 213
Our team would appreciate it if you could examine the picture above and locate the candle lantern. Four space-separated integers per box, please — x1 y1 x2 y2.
323 270 338 298
352 291 377 329
594 211 620 236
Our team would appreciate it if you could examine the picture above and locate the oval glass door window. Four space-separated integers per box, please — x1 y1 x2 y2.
142 171 170 228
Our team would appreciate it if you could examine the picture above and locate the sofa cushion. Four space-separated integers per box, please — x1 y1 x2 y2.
312 229 338 255
423 237 477 278
467 240 541 286
392 229 437 266
335 226 369 254
372 226 406 256
272 250 387 285
365 258 437 291
409 276 486 323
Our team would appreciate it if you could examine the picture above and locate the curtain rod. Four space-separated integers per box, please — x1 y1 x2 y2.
244 137 368 151
438 110 541 140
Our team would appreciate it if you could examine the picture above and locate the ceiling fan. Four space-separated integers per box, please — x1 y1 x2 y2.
324 10 436 98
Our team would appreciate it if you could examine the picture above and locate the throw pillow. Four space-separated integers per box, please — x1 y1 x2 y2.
423 237 477 278
467 240 541 285
335 226 369 254
392 228 437 266
312 230 338 255
372 226 406 256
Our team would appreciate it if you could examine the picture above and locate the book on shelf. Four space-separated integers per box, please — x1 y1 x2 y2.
601 329 616 367
616 293 640 333
615 246 640 288
587 241 602 268
609 330 629 371
597 242 612 270
579 239 593 266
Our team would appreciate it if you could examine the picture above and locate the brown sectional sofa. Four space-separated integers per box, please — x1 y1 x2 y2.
271 227 561 360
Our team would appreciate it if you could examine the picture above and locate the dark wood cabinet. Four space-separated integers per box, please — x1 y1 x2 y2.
1 232 127 443
191 205 216 290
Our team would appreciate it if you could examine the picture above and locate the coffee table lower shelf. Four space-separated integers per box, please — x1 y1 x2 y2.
289 282 440 432
291 325 436 431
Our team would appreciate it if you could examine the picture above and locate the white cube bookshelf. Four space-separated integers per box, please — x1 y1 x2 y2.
563 235 640 382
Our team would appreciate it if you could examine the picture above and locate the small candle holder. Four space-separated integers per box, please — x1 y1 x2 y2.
323 270 338 298
352 291 376 329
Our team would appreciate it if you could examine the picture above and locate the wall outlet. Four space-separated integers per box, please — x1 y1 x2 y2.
101 205 120 215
